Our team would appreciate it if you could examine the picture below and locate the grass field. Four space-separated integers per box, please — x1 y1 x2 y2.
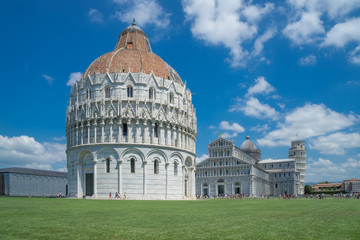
0 197 359 240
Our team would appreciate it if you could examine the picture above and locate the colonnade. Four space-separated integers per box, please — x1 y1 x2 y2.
67 118 196 152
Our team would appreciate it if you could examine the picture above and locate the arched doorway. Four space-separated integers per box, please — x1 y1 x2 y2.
234 182 241 194
217 179 225 196
202 183 209 196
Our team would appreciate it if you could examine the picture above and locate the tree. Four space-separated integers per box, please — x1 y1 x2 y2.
304 185 312 194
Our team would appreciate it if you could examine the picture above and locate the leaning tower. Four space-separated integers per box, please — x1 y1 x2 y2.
288 140 306 194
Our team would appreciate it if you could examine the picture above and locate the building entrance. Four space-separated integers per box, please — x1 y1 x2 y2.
85 173 94 196
218 185 224 196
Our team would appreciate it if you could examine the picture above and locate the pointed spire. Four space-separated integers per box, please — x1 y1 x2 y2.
132 18 136 25
220 132 222 137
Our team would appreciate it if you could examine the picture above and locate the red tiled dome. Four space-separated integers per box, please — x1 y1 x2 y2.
83 21 183 85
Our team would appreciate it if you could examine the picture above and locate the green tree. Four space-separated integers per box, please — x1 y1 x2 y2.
304 185 312 194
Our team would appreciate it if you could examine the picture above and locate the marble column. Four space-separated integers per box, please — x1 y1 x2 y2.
76 162 82 198
100 120 105 143
165 162 169 199
118 159 122 194
94 121 97 143
143 160 147 198
117 120 122 142
109 120 113 142
87 122 90 144
93 160 97 197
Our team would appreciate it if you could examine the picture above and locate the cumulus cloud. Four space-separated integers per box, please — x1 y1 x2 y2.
322 18 360 47
67 72 83 86
298 54 317 66
0 135 66 170
221 132 238 139
42 74 55 86
258 103 358 146
219 121 245 133
230 97 279 120
196 154 208 164
250 124 269 133
283 11 325 45
306 157 360 182
208 125 216 129
310 132 360 155
246 76 275 97
113 0 170 29
88 8 104 23
183 0 274 67
284 0 360 63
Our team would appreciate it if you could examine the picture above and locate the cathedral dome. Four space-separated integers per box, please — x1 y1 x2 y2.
240 136 257 151
83 19 183 85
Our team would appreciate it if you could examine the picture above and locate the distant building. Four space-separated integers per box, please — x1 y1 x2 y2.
0 168 67 197
344 178 360 194
312 183 344 192
196 136 306 197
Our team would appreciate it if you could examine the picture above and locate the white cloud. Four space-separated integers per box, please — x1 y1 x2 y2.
322 18 360 47
219 121 245 133
113 0 170 29
258 103 358 146
42 74 54 86
0 135 66 170
88 8 104 23
208 125 216 129
298 54 317 66
283 11 325 45
284 0 360 46
53 136 66 141
67 72 83 86
221 132 238 139
230 97 279 120
310 132 360 155
348 45 360 65
253 28 276 57
250 124 269 133
306 157 360 182
246 76 275 97
183 0 274 67
196 154 208 164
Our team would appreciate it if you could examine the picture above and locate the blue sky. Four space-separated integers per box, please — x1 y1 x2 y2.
0 0 359 183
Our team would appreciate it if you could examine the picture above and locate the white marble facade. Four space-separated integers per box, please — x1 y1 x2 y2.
66 22 197 199
196 136 306 197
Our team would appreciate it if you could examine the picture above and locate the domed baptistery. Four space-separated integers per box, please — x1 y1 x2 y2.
66 20 197 199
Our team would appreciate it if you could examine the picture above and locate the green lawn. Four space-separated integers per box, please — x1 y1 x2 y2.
0 197 359 239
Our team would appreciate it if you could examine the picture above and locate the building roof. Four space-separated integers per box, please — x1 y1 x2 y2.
240 136 258 151
82 20 183 85
0 167 67 178
343 178 360 181
313 183 343 187
258 158 295 164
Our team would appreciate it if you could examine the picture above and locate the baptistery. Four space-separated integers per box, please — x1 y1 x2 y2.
66 21 197 199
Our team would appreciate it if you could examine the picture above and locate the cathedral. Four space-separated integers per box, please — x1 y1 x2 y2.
196 136 306 197
66 20 197 199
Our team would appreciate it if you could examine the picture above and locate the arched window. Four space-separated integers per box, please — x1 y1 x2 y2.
169 93 174 104
154 159 159 174
86 89 91 100
106 158 110 173
105 86 111 98
130 158 135 173
127 86 133 98
122 123 128 136
149 87 155 100
275 183 278 188
154 123 159 138
174 162 178 176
